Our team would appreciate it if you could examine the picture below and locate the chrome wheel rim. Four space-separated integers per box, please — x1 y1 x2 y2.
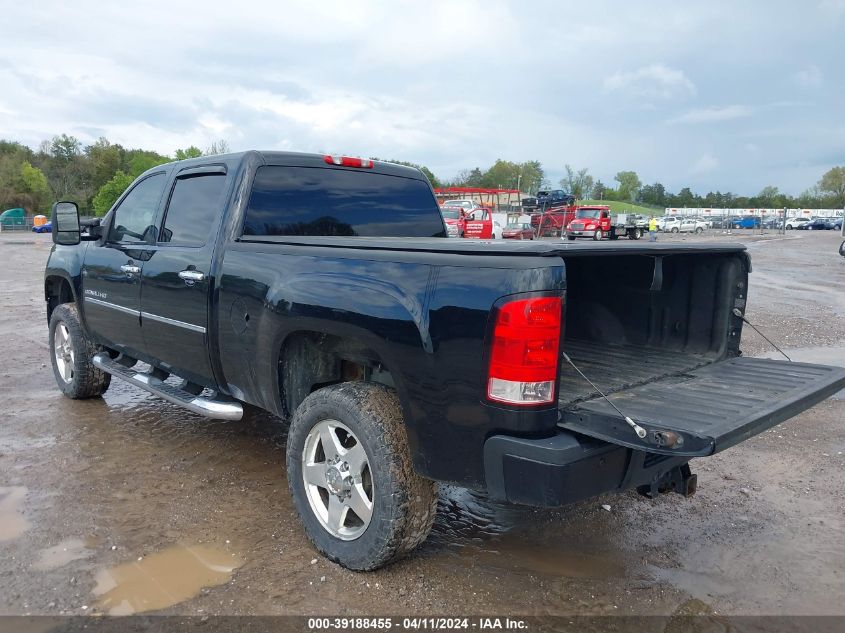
302 419 373 540
53 323 74 383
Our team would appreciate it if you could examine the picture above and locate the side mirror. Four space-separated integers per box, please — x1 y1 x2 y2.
52 201 81 246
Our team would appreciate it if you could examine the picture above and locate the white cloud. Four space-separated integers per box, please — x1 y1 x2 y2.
670 105 753 124
603 64 696 99
793 65 823 87
690 153 719 174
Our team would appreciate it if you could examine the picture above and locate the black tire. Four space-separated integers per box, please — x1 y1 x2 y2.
593 229 603 241
671 226 679 233
48 303 111 399
567 235 576 241
695 227 703 234
630 228 643 240
839 240 845 257
286 382 437 571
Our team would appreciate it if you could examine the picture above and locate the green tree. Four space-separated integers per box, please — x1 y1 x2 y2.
175 146 203 161
92 170 134 216
20 161 52 211
560 165 593 199
614 171 641 202
480 159 520 189
592 180 607 200
124 149 170 176
86 138 123 192
640 182 667 207
674 187 695 208
818 166 845 206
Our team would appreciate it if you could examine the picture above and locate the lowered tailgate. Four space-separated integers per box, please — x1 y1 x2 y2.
558 357 845 457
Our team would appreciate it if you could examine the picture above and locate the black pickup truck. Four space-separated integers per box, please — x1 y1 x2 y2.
44 151 845 570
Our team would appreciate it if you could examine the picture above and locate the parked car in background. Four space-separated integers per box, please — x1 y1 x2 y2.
657 216 682 232
785 217 810 230
732 216 761 229
502 222 535 240
833 217 843 231
31 221 52 233
679 218 707 234
800 218 835 230
440 209 461 237
762 217 783 229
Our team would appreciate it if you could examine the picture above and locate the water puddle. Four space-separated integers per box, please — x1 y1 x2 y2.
0 486 29 542
34 538 93 571
93 543 242 615
469 532 625 578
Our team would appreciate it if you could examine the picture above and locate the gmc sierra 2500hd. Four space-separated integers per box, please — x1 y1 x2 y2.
44 151 845 570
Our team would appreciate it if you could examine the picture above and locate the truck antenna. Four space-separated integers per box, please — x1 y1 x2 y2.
561 351 647 439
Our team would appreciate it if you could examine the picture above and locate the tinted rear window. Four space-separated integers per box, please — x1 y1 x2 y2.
243 166 446 238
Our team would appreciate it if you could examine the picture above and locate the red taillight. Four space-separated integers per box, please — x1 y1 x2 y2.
323 155 374 169
487 296 562 405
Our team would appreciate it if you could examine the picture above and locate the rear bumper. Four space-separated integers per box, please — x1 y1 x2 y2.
483 430 688 506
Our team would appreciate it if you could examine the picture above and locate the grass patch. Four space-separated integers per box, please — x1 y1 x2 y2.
578 200 664 216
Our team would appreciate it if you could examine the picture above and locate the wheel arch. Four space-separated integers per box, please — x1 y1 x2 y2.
276 328 408 421
44 274 77 323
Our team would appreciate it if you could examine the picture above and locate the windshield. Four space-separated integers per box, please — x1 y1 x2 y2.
576 209 601 219
441 210 459 220
506 223 523 229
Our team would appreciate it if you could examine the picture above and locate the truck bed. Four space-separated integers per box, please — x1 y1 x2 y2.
558 340 715 408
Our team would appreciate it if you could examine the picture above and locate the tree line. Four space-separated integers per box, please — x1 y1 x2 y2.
1 135 843 217
0 136 228 217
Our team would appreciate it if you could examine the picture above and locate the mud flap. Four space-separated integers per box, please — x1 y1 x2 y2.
558 357 845 457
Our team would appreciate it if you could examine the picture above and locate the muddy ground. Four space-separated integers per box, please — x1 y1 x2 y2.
0 229 843 617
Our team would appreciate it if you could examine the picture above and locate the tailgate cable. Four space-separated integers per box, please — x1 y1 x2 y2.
561 351 648 439
731 308 792 361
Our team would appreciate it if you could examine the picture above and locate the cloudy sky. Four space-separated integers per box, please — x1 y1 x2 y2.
2 0 843 195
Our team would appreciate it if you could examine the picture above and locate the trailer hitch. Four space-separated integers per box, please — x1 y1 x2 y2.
637 464 697 499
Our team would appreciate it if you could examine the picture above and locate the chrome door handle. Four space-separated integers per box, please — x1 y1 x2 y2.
178 270 205 283
120 264 141 275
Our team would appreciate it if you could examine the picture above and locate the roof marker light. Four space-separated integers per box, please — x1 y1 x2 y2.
324 155 374 169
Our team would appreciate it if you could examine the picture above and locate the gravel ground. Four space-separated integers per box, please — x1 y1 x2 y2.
0 229 843 618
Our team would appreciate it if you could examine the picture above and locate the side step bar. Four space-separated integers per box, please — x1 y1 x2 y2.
93 353 243 421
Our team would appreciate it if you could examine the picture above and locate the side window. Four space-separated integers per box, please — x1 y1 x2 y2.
108 174 166 243
159 173 227 245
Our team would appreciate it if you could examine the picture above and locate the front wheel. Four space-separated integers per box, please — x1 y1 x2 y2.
671 227 679 233
49 304 111 399
593 229 603 241
695 227 703 234
286 382 437 570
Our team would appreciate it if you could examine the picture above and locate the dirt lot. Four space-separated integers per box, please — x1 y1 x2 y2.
1 229 843 618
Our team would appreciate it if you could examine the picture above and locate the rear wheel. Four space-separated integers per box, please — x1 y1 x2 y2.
286 382 437 570
593 229 603 241
630 228 643 240
49 303 111 399
695 227 703 234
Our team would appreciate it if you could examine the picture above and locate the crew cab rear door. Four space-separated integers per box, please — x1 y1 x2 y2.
81 172 167 356
139 165 229 386
559 357 845 457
